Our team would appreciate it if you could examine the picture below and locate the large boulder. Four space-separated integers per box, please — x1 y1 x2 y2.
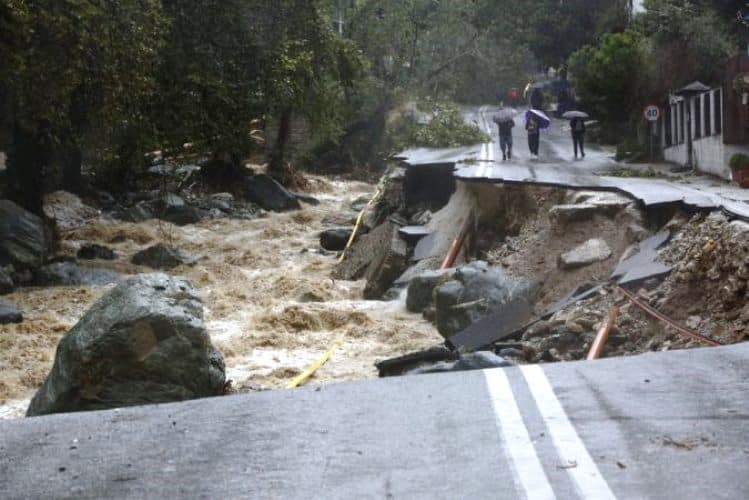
244 174 301 212
27 274 226 416
125 194 204 226
77 243 117 261
153 194 204 226
131 244 194 270
0 298 22 324
406 268 454 313
43 191 99 231
320 228 353 251
0 200 47 270
434 261 537 338
34 262 120 287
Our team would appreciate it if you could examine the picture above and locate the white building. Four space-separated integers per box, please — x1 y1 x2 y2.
660 86 738 179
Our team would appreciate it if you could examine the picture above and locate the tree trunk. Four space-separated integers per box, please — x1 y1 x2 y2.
7 123 45 215
61 144 83 194
269 108 292 184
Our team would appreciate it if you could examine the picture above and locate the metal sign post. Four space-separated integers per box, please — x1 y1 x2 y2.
643 105 660 160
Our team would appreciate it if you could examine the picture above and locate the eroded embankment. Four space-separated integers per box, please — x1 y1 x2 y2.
0 177 442 418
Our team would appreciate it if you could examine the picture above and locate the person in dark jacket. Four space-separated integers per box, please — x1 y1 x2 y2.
526 115 540 157
570 117 586 158
497 119 514 160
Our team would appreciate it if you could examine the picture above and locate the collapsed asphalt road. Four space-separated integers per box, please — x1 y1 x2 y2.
2 343 748 499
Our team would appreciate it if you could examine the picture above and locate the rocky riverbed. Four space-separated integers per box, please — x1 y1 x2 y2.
0 176 441 418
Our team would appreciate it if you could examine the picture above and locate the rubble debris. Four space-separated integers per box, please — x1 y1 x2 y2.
558 238 612 269
375 346 456 377
405 351 513 375
397 225 431 245
447 295 534 352
0 298 22 324
433 260 537 339
618 286 721 346
611 230 671 284
406 268 454 313
27 274 226 416
77 243 117 261
131 244 195 270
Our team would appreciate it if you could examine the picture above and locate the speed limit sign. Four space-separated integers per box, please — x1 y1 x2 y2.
643 105 660 122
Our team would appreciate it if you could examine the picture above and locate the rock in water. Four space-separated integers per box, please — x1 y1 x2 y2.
27 274 225 416
406 269 454 313
34 262 120 286
0 267 14 294
131 244 193 270
0 199 47 270
154 193 203 226
77 243 117 261
0 298 22 324
320 228 353 251
558 238 612 269
434 261 537 338
244 174 301 212
43 191 99 231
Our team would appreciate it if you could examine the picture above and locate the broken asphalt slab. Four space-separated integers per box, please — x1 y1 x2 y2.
2 343 749 498
454 163 749 221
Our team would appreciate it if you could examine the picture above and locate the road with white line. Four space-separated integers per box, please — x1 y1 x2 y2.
2 343 749 499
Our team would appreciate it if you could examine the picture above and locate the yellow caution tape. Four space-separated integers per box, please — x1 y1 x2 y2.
337 187 383 262
286 337 345 389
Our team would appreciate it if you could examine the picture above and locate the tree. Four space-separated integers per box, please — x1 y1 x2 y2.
1 0 166 212
568 30 652 138
637 0 737 92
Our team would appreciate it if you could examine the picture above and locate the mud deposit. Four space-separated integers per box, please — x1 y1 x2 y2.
0 178 441 418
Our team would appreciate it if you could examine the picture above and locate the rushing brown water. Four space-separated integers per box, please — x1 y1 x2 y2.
0 177 442 418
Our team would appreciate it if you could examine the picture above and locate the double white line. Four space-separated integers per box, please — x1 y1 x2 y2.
485 366 617 500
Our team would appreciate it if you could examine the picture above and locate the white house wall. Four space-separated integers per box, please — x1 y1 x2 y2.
662 88 747 181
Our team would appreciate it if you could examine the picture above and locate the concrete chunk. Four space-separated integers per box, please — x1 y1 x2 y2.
559 238 612 269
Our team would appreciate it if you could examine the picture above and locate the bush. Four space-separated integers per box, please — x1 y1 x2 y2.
729 153 749 170
393 101 490 150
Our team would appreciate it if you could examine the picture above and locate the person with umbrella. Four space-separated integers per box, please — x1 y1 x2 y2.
525 109 550 158
492 102 516 160
563 110 589 159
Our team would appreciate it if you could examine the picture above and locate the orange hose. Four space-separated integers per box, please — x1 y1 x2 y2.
440 215 473 269
587 306 620 360
617 286 721 347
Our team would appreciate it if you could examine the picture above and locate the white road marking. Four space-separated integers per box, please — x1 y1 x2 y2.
521 365 617 500
484 368 557 500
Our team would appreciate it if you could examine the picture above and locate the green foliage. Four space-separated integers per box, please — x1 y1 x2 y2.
518 0 631 68
1 0 167 161
637 0 737 92
729 153 749 171
392 102 490 150
569 30 651 128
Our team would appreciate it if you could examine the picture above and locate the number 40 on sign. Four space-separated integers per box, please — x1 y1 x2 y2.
643 105 660 122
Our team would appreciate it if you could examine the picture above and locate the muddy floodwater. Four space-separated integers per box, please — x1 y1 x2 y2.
0 177 442 418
